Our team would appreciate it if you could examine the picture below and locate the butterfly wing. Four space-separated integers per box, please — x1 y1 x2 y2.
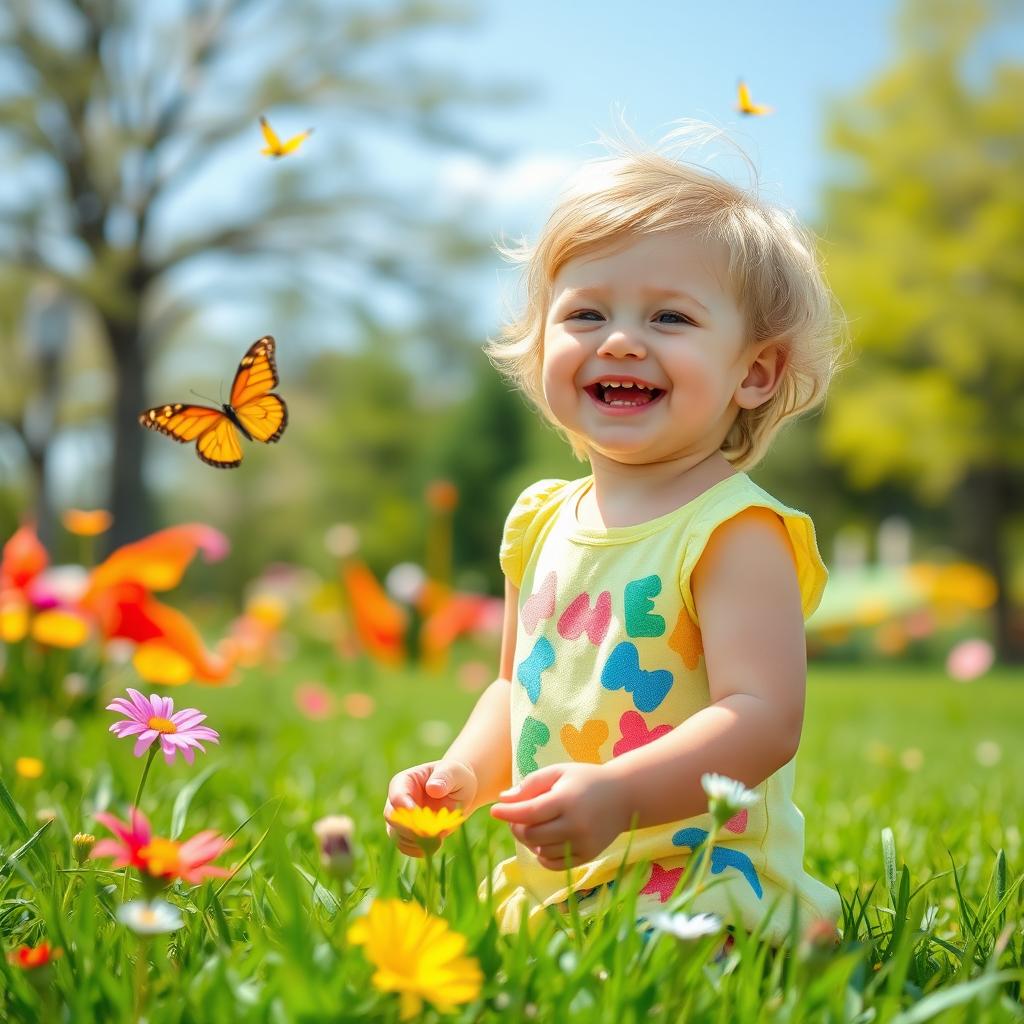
259 115 282 155
230 336 280 408
229 336 287 445
280 128 313 155
736 80 753 112
139 403 244 468
195 416 244 468
139 403 224 443
234 394 288 444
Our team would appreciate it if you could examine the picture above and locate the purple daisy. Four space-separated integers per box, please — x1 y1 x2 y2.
106 688 220 765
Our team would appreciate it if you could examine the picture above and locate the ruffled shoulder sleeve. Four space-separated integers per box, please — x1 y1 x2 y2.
499 479 572 589
678 477 828 625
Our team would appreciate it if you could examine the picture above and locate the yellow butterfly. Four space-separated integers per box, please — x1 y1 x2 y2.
735 80 774 117
139 337 287 469
259 115 314 158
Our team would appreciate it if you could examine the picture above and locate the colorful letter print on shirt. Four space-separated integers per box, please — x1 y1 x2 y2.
517 636 554 704
600 642 673 713
671 827 763 899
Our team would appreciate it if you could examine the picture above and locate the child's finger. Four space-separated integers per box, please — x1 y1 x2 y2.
497 765 561 803
512 819 565 847
533 844 581 870
490 792 560 825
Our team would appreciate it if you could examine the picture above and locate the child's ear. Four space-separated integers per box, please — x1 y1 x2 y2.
735 339 788 410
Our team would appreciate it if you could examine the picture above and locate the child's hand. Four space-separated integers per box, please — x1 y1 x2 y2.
384 759 477 858
489 763 630 870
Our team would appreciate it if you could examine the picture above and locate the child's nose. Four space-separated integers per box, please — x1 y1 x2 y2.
597 326 647 359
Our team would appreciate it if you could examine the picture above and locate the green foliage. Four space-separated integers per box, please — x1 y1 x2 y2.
1 661 1023 1021
818 0 1024 502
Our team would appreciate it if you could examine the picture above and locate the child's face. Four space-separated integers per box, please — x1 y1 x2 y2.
542 227 752 466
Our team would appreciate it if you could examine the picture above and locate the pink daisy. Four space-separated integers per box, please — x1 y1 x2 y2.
106 687 220 765
91 806 232 883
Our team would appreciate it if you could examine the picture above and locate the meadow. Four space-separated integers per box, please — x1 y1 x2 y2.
2 654 1022 1023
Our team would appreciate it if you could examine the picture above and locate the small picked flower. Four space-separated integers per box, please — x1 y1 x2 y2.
347 899 482 1021
313 815 355 879
701 773 759 828
7 941 62 969
117 899 184 934
387 805 465 840
107 687 219 765
648 911 723 941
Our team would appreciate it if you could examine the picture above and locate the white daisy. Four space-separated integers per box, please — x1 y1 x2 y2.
648 911 723 941
117 899 184 935
701 773 759 825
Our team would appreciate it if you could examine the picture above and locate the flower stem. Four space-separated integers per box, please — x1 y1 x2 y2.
684 824 721 904
423 849 436 912
121 746 159 900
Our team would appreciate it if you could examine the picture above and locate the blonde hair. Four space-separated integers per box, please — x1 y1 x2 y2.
485 122 848 469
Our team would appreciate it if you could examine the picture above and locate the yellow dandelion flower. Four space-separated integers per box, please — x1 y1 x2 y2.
348 900 482 1020
30 610 90 649
387 805 465 839
0 597 29 643
15 757 44 779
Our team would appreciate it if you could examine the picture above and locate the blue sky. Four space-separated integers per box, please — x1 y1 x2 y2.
419 0 900 227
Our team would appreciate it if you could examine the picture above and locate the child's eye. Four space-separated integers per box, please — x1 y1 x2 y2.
654 310 695 325
568 310 603 321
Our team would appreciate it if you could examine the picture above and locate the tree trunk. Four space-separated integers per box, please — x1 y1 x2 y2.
105 313 153 550
955 465 1023 664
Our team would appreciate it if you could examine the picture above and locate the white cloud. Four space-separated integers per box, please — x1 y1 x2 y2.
437 152 577 214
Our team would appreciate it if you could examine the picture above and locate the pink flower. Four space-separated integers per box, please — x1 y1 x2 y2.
946 638 995 682
91 806 152 871
107 687 220 764
92 806 231 884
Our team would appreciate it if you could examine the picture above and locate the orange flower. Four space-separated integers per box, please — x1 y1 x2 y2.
132 642 194 685
62 509 113 536
341 561 406 666
8 941 61 969
84 581 232 684
30 609 90 649
343 691 376 718
87 524 228 595
1 524 48 593
425 480 459 512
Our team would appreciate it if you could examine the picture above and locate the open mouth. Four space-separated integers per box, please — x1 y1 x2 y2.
584 381 665 408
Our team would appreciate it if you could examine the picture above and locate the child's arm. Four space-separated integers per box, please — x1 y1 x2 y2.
435 578 518 812
385 579 518 855
492 508 807 869
604 506 806 823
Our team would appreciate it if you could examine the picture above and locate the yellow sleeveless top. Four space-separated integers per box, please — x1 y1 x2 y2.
482 473 840 942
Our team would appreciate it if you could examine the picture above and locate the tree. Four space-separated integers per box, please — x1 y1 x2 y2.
0 0 512 547
818 0 1024 659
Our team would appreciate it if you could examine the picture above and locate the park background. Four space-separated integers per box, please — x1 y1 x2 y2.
1 0 1023 1020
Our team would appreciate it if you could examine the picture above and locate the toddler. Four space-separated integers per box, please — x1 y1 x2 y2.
386 128 845 942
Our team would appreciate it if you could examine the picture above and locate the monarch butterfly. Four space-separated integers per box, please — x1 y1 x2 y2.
139 336 287 469
259 115 314 158
735 80 774 116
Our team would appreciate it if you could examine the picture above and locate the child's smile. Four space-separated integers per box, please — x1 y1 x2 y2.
584 375 666 415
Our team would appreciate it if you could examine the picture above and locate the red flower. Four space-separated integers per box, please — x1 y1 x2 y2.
7 941 61 969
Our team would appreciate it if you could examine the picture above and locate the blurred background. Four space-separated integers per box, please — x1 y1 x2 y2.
1 0 1022 678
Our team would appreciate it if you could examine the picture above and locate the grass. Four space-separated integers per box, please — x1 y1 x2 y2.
1 657 1022 1022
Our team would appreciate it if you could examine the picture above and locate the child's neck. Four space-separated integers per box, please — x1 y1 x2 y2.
579 450 737 529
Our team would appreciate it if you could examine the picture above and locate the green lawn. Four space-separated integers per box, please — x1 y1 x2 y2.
1 658 1022 1022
